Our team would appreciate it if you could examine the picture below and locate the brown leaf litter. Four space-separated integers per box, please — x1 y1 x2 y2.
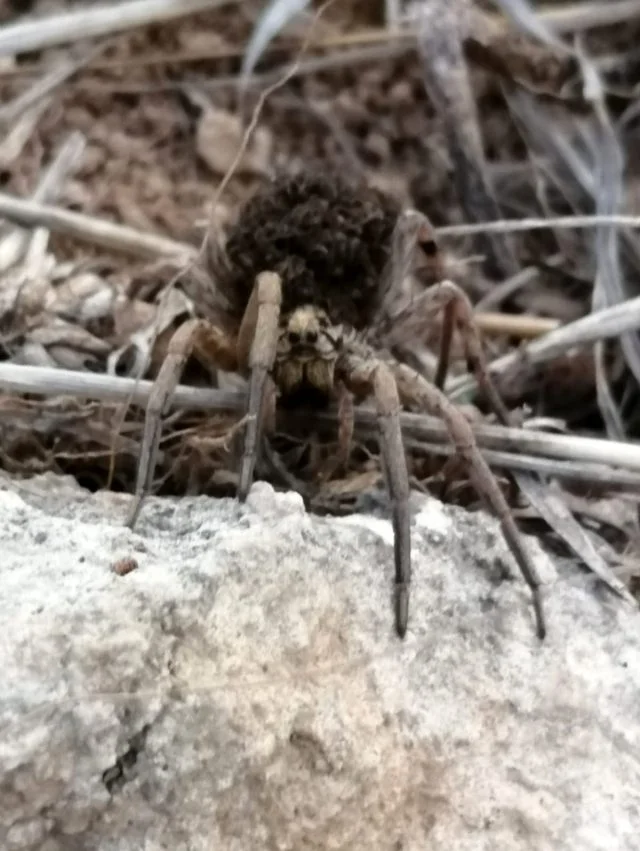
0 0 639 586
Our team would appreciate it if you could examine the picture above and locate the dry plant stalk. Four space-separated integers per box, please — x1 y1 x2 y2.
416 0 518 277
0 193 196 262
0 0 236 58
0 132 86 274
3 357 640 478
448 278 640 402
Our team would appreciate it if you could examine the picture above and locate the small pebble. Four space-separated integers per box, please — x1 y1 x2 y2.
111 557 138 576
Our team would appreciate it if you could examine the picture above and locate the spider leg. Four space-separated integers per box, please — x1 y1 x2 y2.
335 381 355 474
375 209 442 334
126 319 238 528
317 381 354 484
422 279 511 425
391 360 546 639
337 351 411 637
235 271 282 500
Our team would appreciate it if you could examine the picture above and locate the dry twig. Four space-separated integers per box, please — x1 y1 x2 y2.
0 0 237 58
437 213 640 237
2 364 639 475
0 132 86 273
0 193 196 262
448 296 640 401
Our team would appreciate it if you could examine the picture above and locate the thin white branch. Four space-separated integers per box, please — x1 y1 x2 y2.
2 363 640 474
448 293 640 400
0 97 52 171
6 189 640 267
405 442 640 490
0 132 86 273
437 213 640 237
0 53 93 127
536 0 640 32
0 0 237 58
0 193 196 262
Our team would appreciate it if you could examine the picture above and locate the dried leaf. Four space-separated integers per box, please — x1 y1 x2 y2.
28 318 111 357
318 470 382 499
107 286 193 378
178 29 228 53
10 342 58 368
112 296 156 343
47 272 117 323
0 264 55 324
196 106 272 177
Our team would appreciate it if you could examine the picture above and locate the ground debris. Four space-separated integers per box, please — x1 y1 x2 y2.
0 0 639 585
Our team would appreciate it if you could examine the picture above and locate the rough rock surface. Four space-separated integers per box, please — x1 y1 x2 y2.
1 473 639 851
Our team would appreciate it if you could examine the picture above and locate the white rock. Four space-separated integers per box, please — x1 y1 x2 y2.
0 475 638 850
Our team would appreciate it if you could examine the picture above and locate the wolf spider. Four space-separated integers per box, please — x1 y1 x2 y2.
126 171 545 640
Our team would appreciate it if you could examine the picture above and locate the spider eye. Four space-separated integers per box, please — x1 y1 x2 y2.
318 316 329 329
288 331 300 344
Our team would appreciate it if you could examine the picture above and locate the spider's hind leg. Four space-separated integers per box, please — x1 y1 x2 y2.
126 318 239 528
236 271 282 501
421 279 511 426
391 361 546 639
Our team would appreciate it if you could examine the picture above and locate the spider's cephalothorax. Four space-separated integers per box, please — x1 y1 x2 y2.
128 169 547 642
274 304 353 406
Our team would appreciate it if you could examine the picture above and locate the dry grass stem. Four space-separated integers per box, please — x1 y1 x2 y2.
0 193 196 262
474 312 560 338
0 0 237 58
2 363 639 474
0 0 634 67
0 54 94 128
404 442 640 490
437 213 640 237
417 0 518 277
0 132 86 273
0 98 52 170
8 187 640 270
449 293 640 400
534 0 640 32
476 254 564 311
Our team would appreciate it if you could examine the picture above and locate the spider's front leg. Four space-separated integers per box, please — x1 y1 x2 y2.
336 349 411 637
126 318 239 528
235 271 282 500
391 361 546 639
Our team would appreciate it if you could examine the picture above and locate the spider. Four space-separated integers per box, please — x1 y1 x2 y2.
125 170 545 640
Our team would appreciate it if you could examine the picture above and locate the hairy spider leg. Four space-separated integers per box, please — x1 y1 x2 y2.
369 209 545 637
126 319 238 528
337 352 412 637
425 280 512 425
391 361 546 639
237 271 282 500
374 209 439 332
